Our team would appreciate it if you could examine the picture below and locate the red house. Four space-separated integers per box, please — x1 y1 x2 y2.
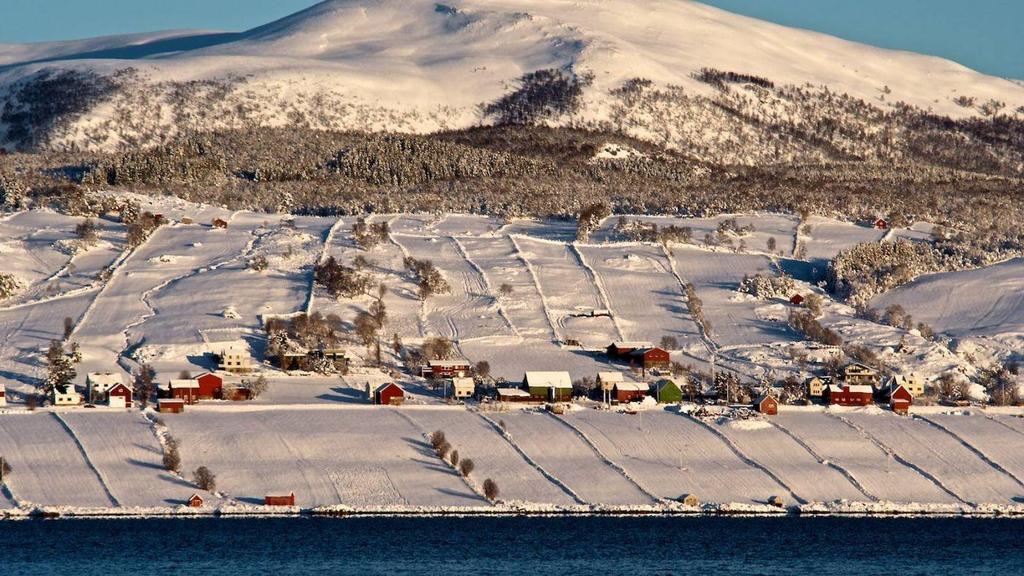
187 493 204 507
628 347 671 374
374 382 405 405
195 372 224 399
789 294 805 306
825 384 874 406
755 395 779 415
265 492 296 506
889 384 913 415
874 218 888 230
107 383 134 408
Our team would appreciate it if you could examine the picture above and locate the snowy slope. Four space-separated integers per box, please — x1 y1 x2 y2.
2 0 1022 149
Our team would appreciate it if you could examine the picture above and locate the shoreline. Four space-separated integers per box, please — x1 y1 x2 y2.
5 502 1024 520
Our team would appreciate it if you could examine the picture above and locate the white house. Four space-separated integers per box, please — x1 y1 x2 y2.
449 377 475 399
889 373 926 397
86 372 123 403
217 346 253 373
53 386 83 406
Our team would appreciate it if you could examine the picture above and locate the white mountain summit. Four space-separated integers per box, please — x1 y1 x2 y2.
0 0 1021 152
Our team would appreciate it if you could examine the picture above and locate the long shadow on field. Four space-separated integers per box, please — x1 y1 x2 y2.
317 387 368 404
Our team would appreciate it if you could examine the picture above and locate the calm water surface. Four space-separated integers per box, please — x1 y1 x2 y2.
1 516 1020 575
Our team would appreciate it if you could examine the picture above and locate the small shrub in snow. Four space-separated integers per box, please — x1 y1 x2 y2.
0 273 23 300
192 466 216 491
352 218 389 249
449 450 460 467
248 254 269 272
430 431 446 450
163 445 181 473
459 458 475 477
436 441 452 460
483 478 499 502
404 256 450 299
241 375 268 399
315 256 373 298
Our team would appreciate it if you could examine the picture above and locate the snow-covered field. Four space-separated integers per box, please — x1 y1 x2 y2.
0 206 1022 513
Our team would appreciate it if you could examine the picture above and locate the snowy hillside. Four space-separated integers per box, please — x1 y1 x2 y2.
1 0 1022 151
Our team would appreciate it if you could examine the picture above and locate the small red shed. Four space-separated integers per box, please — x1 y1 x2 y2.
195 372 224 399
107 383 134 408
889 384 913 415
755 395 779 416
789 294 805 306
157 398 186 413
265 492 296 506
374 382 405 405
187 493 204 507
874 218 888 230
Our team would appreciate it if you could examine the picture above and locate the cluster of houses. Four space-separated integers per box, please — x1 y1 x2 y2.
807 362 922 415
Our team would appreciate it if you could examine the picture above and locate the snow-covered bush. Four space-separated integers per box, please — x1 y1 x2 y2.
827 240 940 305
738 273 795 300
0 273 23 300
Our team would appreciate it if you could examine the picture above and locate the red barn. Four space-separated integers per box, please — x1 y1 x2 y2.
265 492 295 506
789 294 805 306
755 395 779 415
374 382 405 405
889 384 913 415
107 383 134 408
629 347 671 375
195 372 223 399
874 218 888 230
187 493 204 507
606 341 653 359
825 384 874 406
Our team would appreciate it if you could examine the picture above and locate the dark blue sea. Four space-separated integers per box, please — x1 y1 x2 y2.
1 516 1021 575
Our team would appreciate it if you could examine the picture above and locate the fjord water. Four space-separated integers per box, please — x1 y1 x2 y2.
2 516 1020 575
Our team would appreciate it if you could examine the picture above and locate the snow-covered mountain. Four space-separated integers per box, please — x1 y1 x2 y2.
1 0 1022 151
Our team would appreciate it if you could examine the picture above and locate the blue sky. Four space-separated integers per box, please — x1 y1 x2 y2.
1 0 1021 79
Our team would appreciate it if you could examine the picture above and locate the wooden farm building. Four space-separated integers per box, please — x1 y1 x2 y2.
889 384 914 415
86 372 124 403
107 383 134 408
597 371 624 390
373 382 405 406
874 218 888 230
628 347 671 374
194 372 224 399
754 395 778 415
163 379 200 404
187 494 204 507
522 371 572 402
420 359 471 379
612 382 648 404
606 341 653 359
650 378 684 404
496 388 532 402
789 294 804 306
265 493 296 506
824 384 874 406
157 399 186 413
0 383 5 407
